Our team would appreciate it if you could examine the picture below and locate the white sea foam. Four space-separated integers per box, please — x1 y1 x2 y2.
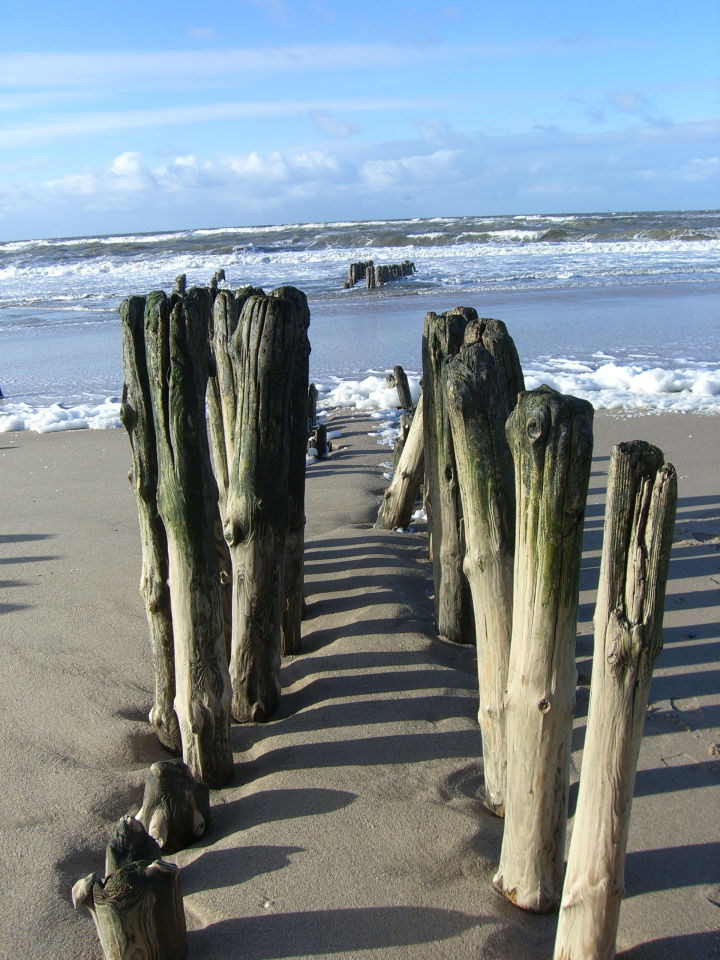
1 358 718 435
0 399 122 433
317 373 422 413
524 360 720 414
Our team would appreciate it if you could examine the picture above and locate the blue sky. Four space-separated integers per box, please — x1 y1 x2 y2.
1 0 718 239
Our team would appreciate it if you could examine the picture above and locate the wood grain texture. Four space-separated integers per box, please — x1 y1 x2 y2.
554 441 677 959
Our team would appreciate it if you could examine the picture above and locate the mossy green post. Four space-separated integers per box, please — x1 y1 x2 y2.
144 289 233 788
271 286 311 657
446 325 518 817
494 385 593 912
422 306 476 644
119 295 180 754
222 290 302 720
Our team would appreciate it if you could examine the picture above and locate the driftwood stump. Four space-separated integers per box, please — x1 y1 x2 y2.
271 287 311 657
120 297 180 753
221 291 303 721
144 289 233 787
105 816 161 875
422 307 476 644
136 758 211 854
494 385 593 912
376 394 425 530
446 337 516 816
73 860 187 960
554 442 677 960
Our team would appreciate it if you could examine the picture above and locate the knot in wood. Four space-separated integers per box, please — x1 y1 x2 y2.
538 697 551 713
526 417 544 442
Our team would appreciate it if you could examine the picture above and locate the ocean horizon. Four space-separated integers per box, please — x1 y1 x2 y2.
1 209 719 432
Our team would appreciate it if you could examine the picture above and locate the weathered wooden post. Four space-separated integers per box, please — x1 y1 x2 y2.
222 290 302 721
105 817 161 875
553 442 677 960
307 383 318 432
120 297 180 754
376 393 425 530
393 364 414 410
144 289 233 787
73 861 187 960
207 287 265 658
494 385 593 912
422 307 476 644
478 318 525 410
446 334 517 816
392 411 413 467
136 758 210 853
309 422 329 459
271 287 311 657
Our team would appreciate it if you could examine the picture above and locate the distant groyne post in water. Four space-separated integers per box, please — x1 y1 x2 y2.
343 259 415 289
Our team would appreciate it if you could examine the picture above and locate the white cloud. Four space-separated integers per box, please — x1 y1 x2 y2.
1 118 718 235
310 111 360 139
360 150 459 190
681 156 720 182
0 38 617 92
0 97 438 148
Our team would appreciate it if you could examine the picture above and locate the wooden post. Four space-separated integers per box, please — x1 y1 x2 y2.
494 385 594 912
105 816 161 875
223 291 301 721
270 287 311 657
309 423 329 459
209 268 226 294
307 383 318 432
136 758 210 854
393 364 413 410
392 412 413 468
119 296 180 754
554 442 677 960
207 287 264 660
73 861 187 960
422 307 476 644
144 289 233 788
446 339 516 816
376 394 425 530
479 318 525 411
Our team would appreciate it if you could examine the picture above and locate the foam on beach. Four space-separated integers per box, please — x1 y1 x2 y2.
524 357 720 415
2 360 719 433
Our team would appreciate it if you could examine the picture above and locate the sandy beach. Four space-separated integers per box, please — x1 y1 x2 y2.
0 409 718 960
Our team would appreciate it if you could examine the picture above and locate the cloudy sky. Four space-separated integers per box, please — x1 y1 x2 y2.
1 0 718 239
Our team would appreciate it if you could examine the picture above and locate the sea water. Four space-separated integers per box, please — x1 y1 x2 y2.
1 210 718 432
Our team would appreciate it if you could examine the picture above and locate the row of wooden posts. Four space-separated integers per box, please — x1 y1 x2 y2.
98 278 676 960
343 259 416 289
377 307 677 958
119 278 312 788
